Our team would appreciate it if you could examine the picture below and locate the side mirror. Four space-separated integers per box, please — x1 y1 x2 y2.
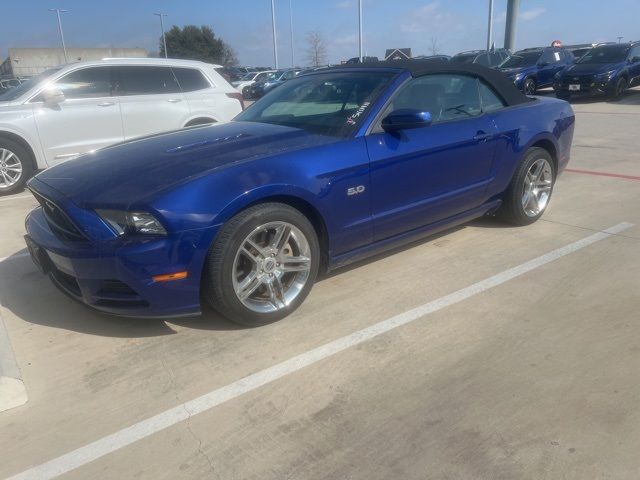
381 109 432 132
42 88 65 105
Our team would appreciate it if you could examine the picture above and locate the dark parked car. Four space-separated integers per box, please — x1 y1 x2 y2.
24 61 574 325
412 55 451 62
553 42 640 100
345 56 379 64
452 49 510 68
247 68 304 98
498 47 574 95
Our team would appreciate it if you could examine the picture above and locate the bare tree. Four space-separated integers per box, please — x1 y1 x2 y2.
305 30 327 67
429 37 440 56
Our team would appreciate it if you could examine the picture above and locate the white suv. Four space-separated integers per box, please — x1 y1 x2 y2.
0 58 244 194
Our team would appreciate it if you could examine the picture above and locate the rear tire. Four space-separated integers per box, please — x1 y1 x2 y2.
498 147 555 226
203 203 320 326
0 138 34 195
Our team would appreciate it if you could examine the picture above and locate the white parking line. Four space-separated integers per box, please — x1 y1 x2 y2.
5 222 633 480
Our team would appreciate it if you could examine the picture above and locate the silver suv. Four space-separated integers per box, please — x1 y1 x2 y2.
0 58 243 194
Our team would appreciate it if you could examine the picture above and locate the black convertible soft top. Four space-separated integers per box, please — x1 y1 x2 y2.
330 59 531 107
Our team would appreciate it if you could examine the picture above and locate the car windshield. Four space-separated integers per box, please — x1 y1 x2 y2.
0 68 61 101
241 72 256 81
500 52 541 68
235 71 395 137
577 46 629 64
452 54 477 64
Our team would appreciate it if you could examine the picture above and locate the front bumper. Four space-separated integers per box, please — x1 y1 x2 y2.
553 77 613 97
24 191 218 318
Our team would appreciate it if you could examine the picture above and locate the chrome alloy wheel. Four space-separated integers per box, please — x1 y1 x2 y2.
0 148 23 190
521 157 553 217
232 221 312 313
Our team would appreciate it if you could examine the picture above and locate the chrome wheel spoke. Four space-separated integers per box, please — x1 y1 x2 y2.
281 255 311 272
271 224 291 253
236 272 262 300
268 277 286 308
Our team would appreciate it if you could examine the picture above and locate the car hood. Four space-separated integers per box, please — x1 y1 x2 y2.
34 121 338 207
499 66 536 77
561 62 622 75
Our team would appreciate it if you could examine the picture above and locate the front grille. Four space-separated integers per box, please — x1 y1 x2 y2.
29 188 86 242
562 75 594 87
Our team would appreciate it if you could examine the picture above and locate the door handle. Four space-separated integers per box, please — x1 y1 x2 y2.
473 131 491 142
167 98 183 103
98 102 115 107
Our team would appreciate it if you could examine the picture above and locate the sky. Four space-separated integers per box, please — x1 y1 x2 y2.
1 0 639 68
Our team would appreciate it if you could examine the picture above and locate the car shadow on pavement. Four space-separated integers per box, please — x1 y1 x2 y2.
0 218 518 337
0 250 243 338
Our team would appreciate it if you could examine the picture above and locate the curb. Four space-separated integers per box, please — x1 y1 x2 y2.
0 307 27 412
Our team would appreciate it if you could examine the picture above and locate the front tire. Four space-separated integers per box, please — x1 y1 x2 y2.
609 77 628 100
203 203 320 326
0 138 33 195
523 78 537 96
498 147 555 226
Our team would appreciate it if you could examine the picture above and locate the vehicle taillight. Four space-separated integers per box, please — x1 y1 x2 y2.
226 92 245 110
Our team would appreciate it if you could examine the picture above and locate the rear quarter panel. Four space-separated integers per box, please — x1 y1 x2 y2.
484 96 575 201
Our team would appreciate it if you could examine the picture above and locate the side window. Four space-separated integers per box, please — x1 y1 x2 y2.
479 82 506 113
563 50 574 63
53 67 113 99
629 46 640 62
384 74 482 125
172 68 211 92
116 66 181 96
540 49 561 64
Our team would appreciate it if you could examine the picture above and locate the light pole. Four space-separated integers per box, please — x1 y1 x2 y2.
358 0 363 62
289 0 294 67
48 9 68 63
154 13 169 58
271 0 278 69
617 36 623 43
486 0 494 51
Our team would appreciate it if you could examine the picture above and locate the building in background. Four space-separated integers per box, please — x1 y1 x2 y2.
384 48 412 61
0 47 148 78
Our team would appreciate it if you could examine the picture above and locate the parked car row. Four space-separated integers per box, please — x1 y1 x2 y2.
0 58 243 194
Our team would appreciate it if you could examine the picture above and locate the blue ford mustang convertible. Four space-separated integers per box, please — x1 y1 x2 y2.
25 61 575 325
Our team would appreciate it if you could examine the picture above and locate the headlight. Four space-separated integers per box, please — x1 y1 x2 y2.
512 73 524 82
96 210 167 236
594 71 615 82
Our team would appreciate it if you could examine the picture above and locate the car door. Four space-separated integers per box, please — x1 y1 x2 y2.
627 45 640 84
31 66 124 166
115 65 190 140
366 74 499 242
172 66 221 121
537 49 564 87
